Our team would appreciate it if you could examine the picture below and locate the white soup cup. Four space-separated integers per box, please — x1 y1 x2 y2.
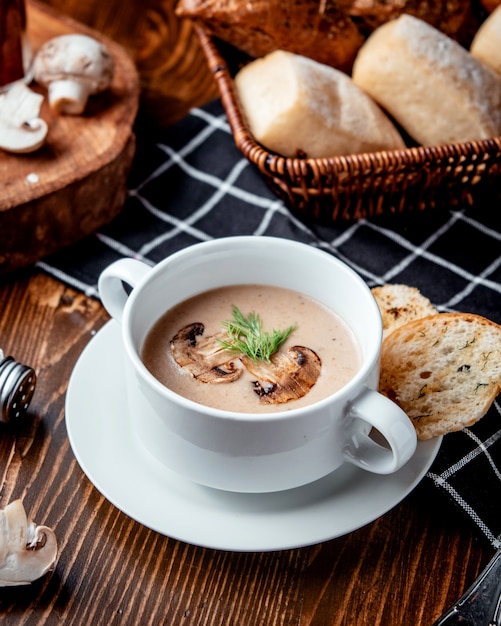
98 236 417 492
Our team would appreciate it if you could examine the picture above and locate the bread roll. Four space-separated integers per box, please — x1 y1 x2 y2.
471 5 501 75
234 50 405 159
176 0 364 73
352 14 501 146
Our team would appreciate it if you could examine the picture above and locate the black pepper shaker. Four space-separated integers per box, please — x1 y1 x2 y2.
0 349 36 423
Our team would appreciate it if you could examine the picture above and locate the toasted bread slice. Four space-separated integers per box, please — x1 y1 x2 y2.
372 284 437 339
379 312 501 440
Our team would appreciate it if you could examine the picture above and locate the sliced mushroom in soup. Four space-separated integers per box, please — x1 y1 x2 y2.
141 285 361 413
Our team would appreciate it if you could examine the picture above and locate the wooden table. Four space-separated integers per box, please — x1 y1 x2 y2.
0 269 492 624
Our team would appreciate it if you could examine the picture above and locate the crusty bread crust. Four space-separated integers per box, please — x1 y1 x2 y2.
372 284 437 339
176 0 365 72
379 312 501 440
480 0 501 13
176 0 480 73
337 0 479 44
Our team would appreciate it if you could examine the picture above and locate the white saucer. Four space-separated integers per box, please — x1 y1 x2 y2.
65 321 441 552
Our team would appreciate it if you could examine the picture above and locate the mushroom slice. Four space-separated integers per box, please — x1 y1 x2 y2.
242 346 322 404
0 500 58 586
170 323 244 383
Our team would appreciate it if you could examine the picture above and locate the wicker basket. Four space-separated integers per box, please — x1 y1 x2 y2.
194 24 501 223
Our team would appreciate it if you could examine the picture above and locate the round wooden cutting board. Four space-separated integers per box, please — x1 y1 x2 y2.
0 0 140 274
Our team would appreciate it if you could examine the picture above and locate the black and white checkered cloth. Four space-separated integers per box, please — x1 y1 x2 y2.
38 99 501 549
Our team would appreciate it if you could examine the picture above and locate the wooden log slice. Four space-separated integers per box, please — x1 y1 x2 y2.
0 0 139 274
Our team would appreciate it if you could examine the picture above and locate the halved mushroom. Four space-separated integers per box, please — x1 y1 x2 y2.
0 82 48 153
242 346 322 404
170 323 245 383
0 499 58 586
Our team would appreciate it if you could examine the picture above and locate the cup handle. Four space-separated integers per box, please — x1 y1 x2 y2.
343 388 417 474
98 258 151 323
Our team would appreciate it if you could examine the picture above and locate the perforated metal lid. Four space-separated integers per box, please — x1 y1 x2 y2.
0 353 37 423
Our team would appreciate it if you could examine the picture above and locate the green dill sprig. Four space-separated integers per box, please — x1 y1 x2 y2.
218 305 296 363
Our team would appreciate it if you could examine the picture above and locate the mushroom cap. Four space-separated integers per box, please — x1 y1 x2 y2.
33 34 114 93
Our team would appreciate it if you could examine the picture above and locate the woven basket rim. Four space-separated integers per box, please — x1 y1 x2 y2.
194 23 501 174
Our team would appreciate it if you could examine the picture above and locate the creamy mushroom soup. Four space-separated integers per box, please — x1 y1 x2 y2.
141 285 361 413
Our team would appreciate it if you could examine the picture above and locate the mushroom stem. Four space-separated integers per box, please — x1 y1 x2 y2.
47 79 91 115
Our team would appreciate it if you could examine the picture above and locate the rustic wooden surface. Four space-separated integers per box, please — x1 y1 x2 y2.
0 1 139 274
37 0 219 127
0 270 492 625
0 1 495 623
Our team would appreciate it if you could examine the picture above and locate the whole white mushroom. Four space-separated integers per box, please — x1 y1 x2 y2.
33 33 114 115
